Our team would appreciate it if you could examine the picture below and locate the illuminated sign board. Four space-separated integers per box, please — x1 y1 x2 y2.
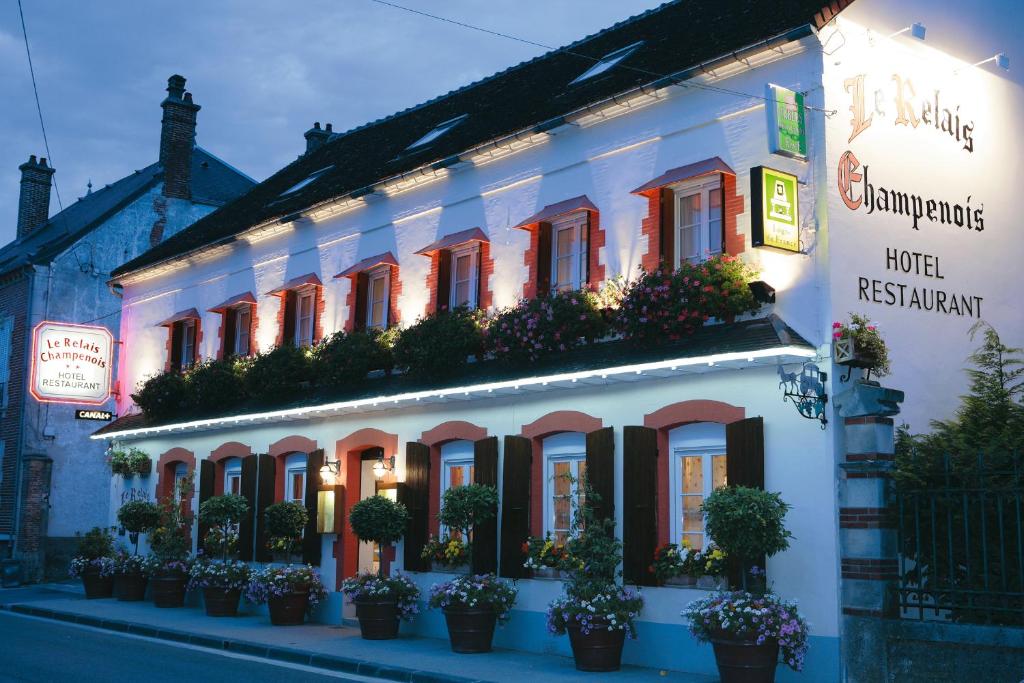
750 166 800 253
766 84 807 159
75 409 114 421
30 322 114 405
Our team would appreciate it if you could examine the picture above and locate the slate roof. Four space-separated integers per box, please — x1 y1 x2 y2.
94 315 813 437
111 0 852 280
0 148 255 277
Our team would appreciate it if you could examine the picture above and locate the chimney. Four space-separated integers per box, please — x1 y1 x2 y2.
159 74 201 200
17 155 55 239
304 122 333 155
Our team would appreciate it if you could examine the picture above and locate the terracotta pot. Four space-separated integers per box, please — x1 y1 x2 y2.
268 589 309 625
114 572 148 602
355 597 400 640
151 575 188 608
710 633 780 683
203 587 241 617
567 620 626 672
442 605 496 653
81 569 114 599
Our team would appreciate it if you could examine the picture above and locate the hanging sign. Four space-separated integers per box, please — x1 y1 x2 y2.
30 321 114 405
766 84 807 159
751 166 801 253
75 409 114 421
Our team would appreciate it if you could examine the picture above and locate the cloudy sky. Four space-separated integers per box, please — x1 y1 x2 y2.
0 0 663 245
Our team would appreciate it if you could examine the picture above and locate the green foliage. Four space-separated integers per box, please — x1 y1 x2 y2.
483 288 607 363
562 479 621 593
76 527 115 560
833 313 891 376
131 371 189 421
702 486 792 583
349 495 409 546
108 448 152 477
438 484 498 543
265 501 308 556
198 494 250 528
311 328 393 388
184 359 247 413
117 500 161 534
149 473 195 566
392 307 483 379
240 344 315 401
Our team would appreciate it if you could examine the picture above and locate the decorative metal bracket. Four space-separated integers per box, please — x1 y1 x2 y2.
778 362 829 429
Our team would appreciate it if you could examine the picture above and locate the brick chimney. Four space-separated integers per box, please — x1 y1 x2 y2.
304 122 333 155
159 74 201 200
17 155 55 239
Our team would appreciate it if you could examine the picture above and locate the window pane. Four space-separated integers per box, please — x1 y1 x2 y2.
454 281 470 307
680 193 701 227
554 496 571 532
712 455 727 489
682 532 703 552
556 225 575 257
681 456 704 494
230 475 240 495
682 496 703 535
291 472 305 501
553 462 571 495
556 256 573 289
680 225 699 263
450 465 466 488
455 254 471 281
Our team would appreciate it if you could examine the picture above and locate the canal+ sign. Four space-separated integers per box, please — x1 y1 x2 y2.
30 321 114 405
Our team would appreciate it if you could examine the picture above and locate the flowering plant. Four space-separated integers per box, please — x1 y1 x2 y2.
420 535 470 568
833 313 890 377
483 288 607 363
341 572 421 621
108 448 152 477
427 573 518 623
682 591 810 672
264 501 308 558
69 556 116 578
245 564 327 611
699 544 728 577
649 541 700 582
547 587 644 638
187 558 250 592
522 532 573 571
112 548 159 576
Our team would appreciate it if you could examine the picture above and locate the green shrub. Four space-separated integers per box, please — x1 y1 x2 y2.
392 308 483 379
150 473 194 567
117 500 161 534
108 448 152 477
198 494 249 527
76 527 115 560
349 495 409 546
702 486 792 587
312 328 393 388
185 359 247 413
131 371 190 421
240 344 314 401
264 501 308 556
483 288 607 363
438 484 498 542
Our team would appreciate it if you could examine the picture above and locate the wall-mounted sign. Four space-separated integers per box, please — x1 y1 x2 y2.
30 322 114 405
766 84 807 159
75 409 114 421
751 166 801 253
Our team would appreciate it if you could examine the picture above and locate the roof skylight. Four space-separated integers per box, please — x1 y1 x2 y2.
279 166 333 197
570 42 644 85
405 114 468 152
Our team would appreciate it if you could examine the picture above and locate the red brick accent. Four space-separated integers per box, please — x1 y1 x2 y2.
520 208 603 298
845 416 895 426
520 411 604 537
0 275 30 534
587 212 606 289
723 173 745 256
215 305 258 360
156 447 196 501
643 400 746 545
17 455 52 563
841 557 899 580
420 421 489 537
209 442 252 496
839 506 895 529
269 435 318 503
522 223 542 300
639 191 662 272
341 266 401 331
424 243 495 316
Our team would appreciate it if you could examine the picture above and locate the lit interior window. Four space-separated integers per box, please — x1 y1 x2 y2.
405 115 468 152
569 42 643 85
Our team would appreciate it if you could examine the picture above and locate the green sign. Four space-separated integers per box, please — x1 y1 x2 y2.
750 166 800 253
767 84 807 159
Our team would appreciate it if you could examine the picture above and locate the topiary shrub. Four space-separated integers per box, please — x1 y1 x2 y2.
702 485 792 590
199 493 249 561
132 371 190 421
185 359 247 414
312 329 393 389
264 501 309 558
349 495 410 577
438 483 498 548
117 500 161 554
240 344 315 402
482 288 607 363
392 307 483 379
76 526 115 560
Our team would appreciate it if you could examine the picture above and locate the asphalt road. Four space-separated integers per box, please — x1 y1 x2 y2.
0 610 368 682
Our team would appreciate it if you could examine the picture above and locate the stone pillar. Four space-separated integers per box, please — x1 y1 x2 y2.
15 453 53 582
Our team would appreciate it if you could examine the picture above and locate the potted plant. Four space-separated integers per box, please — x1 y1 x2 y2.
148 473 194 608
651 541 699 587
702 486 792 592
246 564 327 626
420 535 470 572
833 313 890 380
428 573 517 653
188 558 251 617
114 499 160 600
695 544 728 591
345 495 413 639
433 483 498 571
108 447 153 478
198 494 249 561
68 527 116 598
683 591 810 682
522 532 572 579
111 549 157 601
264 501 308 563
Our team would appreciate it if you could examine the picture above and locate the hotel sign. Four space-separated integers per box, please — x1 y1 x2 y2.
30 322 114 405
750 166 800 253
767 84 807 158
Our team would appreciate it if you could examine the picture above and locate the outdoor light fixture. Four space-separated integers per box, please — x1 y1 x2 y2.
320 459 341 485
372 453 396 479
872 22 925 45
973 53 1010 71
778 362 828 428
748 280 777 304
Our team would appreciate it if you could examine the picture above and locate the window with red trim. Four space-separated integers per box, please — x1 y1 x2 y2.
277 285 321 347
166 318 199 372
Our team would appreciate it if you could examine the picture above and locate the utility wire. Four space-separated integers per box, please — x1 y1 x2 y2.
366 0 835 115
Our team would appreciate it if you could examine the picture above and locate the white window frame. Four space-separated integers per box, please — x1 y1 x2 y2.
439 440 475 538
173 461 189 499
294 288 316 347
667 423 727 550
180 319 197 370
542 432 587 543
449 244 479 310
550 212 588 292
223 457 242 496
232 306 251 357
284 452 307 504
672 176 723 267
366 267 390 330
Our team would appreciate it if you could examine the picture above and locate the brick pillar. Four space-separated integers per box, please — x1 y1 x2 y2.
16 453 53 582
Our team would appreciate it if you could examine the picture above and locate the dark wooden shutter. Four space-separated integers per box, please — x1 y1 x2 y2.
399 442 430 571
197 459 215 555
718 180 728 255
726 417 765 489
475 249 483 311
222 310 237 358
169 322 183 371
281 291 297 346
303 449 325 565
500 435 531 578
582 212 591 286
536 221 553 298
585 427 615 534
622 426 658 586
353 272 369 331
659 187 675 269
238 454 258 561
472 437 499 575
436 250 452 313
254 453 276 562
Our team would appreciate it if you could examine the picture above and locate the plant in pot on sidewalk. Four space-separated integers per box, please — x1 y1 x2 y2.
194 493 251 616
114 499 161 601
683 485 805 683
342 495 419 640
68 527 117 598
546 477 643 672
264 501 308 563
428 573 518 654
246 564 327 626
148 473 195 608
424 483 498 572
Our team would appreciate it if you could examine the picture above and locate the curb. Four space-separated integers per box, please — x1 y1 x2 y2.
2 603 484 683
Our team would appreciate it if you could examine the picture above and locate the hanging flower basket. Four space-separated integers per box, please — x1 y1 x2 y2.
832 315 890 379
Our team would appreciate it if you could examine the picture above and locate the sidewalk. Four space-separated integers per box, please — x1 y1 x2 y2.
0 587 714 683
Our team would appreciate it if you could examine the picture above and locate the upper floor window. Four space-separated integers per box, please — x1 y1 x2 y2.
450 244 479 310
335 253 398 332
295 288 316 347
673 177 722 266
160 311 200 373
232 306 252 357
367 267 390 330
223 457 242 495
668 422 727 551
543 432 587 545
284 452 307 503
551 212 588 292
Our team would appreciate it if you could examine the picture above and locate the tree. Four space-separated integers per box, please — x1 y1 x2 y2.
349 495 410 577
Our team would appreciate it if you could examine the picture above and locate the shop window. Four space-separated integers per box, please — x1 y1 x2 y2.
449 244 479 310
668 422 727 550
439 440 474 539
285 452 307 503
223 457 242 495
673 177 722 266
172 461 189 500
367 267 390 329
543 432 587 545
551 212 588 292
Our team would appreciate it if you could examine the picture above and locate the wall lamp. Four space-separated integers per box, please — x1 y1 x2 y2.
320 459 341 485
888 23 927 41
748 280 777 304
973 53 1010 71
372 452 396 479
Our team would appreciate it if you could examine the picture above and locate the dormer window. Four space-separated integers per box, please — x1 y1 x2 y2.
414 227 489 314
209 292 257 359
335 253 399 332
405 115 467 152
279 166 333 198
295 289 317 345
569 42 643 85
157 309 201 373
551 212 588 292
266 274 324 348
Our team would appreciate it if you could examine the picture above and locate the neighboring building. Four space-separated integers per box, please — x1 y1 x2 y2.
93 0 1022 680
0 75 256 580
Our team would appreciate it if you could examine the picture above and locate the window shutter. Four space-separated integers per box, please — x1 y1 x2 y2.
170 323 183 370
582 213 592 286
197 459 215 555
436 250 452 313
622 426 658 586
472 436 499 575
282 291 297 345
585 427 615 534
726 417 765 489
659 187 675 268
536 221 553 298
500 435 531 578
302 449 325 565
353 272 369 331
254 453 276 562
475 249 484 310
718 181 728 255
222 310 237 358
399 442 431 571
238 454 259 561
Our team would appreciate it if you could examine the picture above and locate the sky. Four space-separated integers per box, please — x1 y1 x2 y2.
0 0 664 246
